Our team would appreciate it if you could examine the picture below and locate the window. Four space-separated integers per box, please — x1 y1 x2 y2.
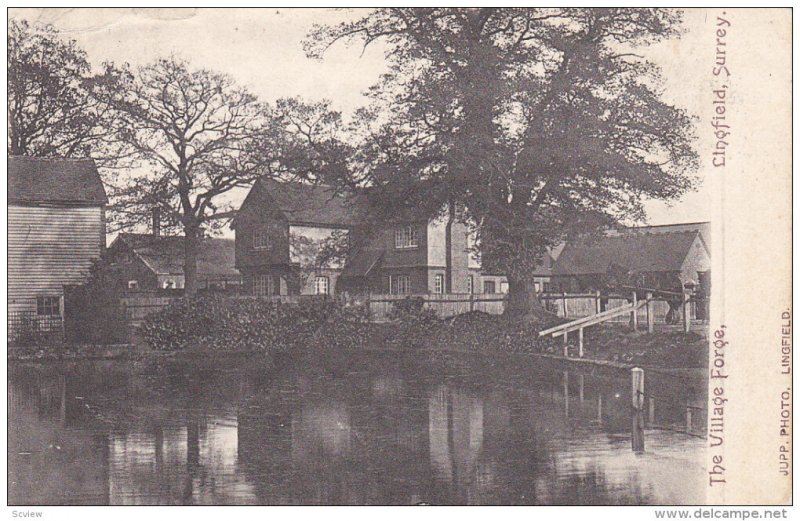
467 275 474 294
389 275 411 295
37 296 60 316
253 229 268 250
500 281 509 294
394 225 418 249
127 280 139 290
314 276 330 295
434 274 444 294
253 275 275 296
483 280 496 294
543 282 552 293
163 280 175 289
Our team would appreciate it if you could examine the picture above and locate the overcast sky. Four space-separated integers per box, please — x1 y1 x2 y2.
10 7 715 231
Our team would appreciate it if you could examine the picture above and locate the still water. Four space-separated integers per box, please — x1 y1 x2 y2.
9 353 707 505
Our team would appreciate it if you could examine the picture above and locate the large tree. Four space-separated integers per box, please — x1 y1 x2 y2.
7 19 125 163
307 8 699 318
104 57 349 295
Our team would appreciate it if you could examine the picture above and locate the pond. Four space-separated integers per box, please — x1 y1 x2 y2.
8 352 707 505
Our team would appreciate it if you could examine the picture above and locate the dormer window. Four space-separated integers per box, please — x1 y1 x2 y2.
253 229 268 250
394 225 418 249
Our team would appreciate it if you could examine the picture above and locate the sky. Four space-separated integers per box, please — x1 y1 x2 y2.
10 7 716 234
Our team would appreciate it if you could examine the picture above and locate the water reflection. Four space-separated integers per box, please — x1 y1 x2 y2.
8 355 706 505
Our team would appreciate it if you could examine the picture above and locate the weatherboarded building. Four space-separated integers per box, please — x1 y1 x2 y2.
8 156 108 323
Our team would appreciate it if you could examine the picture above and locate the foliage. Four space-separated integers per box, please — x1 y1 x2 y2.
100 57 352 293
7 19 127 163
63 281 129 345
306 8 699 315
140 296 370 352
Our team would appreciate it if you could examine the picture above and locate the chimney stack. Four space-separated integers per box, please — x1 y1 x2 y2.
152 207 161 237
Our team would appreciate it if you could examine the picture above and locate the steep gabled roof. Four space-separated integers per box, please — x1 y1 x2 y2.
341 248 385 278
553 230 706 276
239 178 362 227
9 156 108 205
113 233 239 277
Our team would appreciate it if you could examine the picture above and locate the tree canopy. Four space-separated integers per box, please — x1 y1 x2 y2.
8 19 126 163
102 57 349 294
307 8 699 316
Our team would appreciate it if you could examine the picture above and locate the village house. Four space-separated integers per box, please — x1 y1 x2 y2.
8 156 108 328
551 223 711 302
233 179 515 296
102 232 241 292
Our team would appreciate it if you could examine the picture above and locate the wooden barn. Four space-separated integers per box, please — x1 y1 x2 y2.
551 225 711 297
8 157 108 333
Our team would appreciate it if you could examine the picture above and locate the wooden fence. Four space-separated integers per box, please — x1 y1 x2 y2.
115 290 706 328
540 292 708 325
116 291 508 325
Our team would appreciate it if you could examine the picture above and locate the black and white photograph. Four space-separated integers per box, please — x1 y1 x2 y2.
5 6 792 512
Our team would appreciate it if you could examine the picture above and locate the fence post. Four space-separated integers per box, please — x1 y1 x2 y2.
630 292 638 331
578 327 584 358
595 290 601 314
683 291 692 333
562 291 568 318
646 292 655 334
563 332 569 357
631 367 645 453
469 292 474 313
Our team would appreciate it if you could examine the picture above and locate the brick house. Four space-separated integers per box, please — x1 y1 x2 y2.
101 233 242 291
233 179 511 296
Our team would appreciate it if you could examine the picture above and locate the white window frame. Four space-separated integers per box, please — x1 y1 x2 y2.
253 229 268 250
500 281 509 294
314 276 330 295
253 274 274 296
36 296 61 316
434 274 444 294
389 275 411 295
394 225 418 249
483 280 496 294
127 280 139 290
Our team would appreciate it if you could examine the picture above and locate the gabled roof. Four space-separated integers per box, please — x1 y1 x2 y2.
607 221 711 247
553 230 706 276
341 248 384 278
9 156 108 205
112 233 239 277
240 178 362 227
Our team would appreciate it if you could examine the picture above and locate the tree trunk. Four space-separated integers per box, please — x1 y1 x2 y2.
183 224 199 297
504 273 545 320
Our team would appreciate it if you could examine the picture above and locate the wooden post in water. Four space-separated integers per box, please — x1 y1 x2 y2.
648 396 655 425
597 393 603 425
578 373 585 404
563 371 570 418
683 291 692 333
646 292 655 334
631 367 645 453
631 292 638 331
685 405 693 432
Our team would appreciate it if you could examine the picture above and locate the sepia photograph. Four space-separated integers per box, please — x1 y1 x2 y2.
4 6 793 513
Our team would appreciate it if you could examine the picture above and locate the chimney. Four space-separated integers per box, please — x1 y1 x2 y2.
152 207 161 237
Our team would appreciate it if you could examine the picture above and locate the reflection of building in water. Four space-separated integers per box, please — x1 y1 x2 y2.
9 370 110 505
428 385 485 502
106 416 256 505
